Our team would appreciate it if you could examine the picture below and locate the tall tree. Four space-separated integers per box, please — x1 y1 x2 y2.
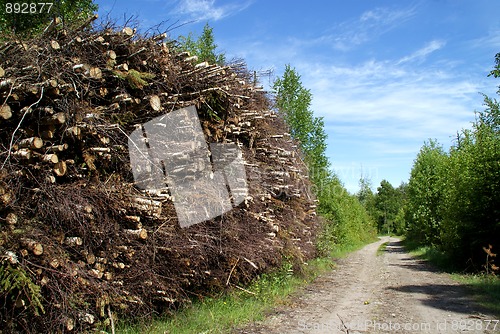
272 64 329 184
374 180 400 234
405 140 447 245
179 23 225 65
0 0 97 38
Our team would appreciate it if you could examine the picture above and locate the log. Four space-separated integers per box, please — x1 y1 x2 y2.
66 317 75 331
18 137 43 149
128 47 147 59
153 33 167 42
121 27 134 36
106 50 116 60
50 40 60 50
131 197 161 218
0 79 12 91
0 105 12 120
149 95 161 111
113 93 132 103
89 67 102 79
73 64 89 74
42 112 66 125
53 161 67 177
46 143 68 153
12 148 32 160
42 153 59 163
6 212 17 225
65 126 81 138
90 147 110 153
116 63 129 71
195 61 209 69
40 129 55 139
184 55 198 63
65 236 83 246
88 269 103 279
0 66 4 77
75 13 98 33
0 185 12 205
20 238 43 255
124 228 148 240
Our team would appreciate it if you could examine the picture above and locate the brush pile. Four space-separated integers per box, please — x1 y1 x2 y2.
0 20 319 333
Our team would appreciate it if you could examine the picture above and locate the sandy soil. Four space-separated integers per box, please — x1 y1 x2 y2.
234 237 500 333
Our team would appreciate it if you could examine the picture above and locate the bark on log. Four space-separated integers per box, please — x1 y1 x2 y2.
124 228 148 240
12 149 32 160
18 137 43 149
46 143 68 152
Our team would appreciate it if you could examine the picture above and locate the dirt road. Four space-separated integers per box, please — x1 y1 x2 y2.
235 237 499 333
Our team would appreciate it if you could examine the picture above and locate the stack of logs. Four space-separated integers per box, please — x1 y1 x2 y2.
0 21 319 333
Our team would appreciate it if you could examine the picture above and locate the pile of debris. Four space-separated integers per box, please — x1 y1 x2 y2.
0 21 319 333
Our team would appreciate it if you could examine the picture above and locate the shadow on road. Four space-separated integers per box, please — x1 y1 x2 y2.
387 283 485 315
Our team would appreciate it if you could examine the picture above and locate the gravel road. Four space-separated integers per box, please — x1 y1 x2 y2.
234 237 499 333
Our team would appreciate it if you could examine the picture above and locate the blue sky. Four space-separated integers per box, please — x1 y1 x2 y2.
96 0 500 193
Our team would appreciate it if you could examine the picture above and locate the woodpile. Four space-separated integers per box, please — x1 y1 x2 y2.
0 21 318 333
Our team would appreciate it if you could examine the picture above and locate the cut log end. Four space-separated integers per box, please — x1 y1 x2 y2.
0 105 12 120
53 161 67 177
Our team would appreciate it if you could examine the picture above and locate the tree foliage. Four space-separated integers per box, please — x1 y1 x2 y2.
0 0 97 38
405 140 447 245
272 65 329 181
273 65 376 254
178 23 225 65
404 54 500 269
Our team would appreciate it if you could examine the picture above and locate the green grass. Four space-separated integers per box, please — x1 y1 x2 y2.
452 273 500 317
376 242 389 256
402 238 500 318
116 241 373 334
116 257 334 334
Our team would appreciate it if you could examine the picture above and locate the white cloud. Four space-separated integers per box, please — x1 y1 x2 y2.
397 40 446 64
305 60 478 141
173 0 252 21
324 6 417 51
